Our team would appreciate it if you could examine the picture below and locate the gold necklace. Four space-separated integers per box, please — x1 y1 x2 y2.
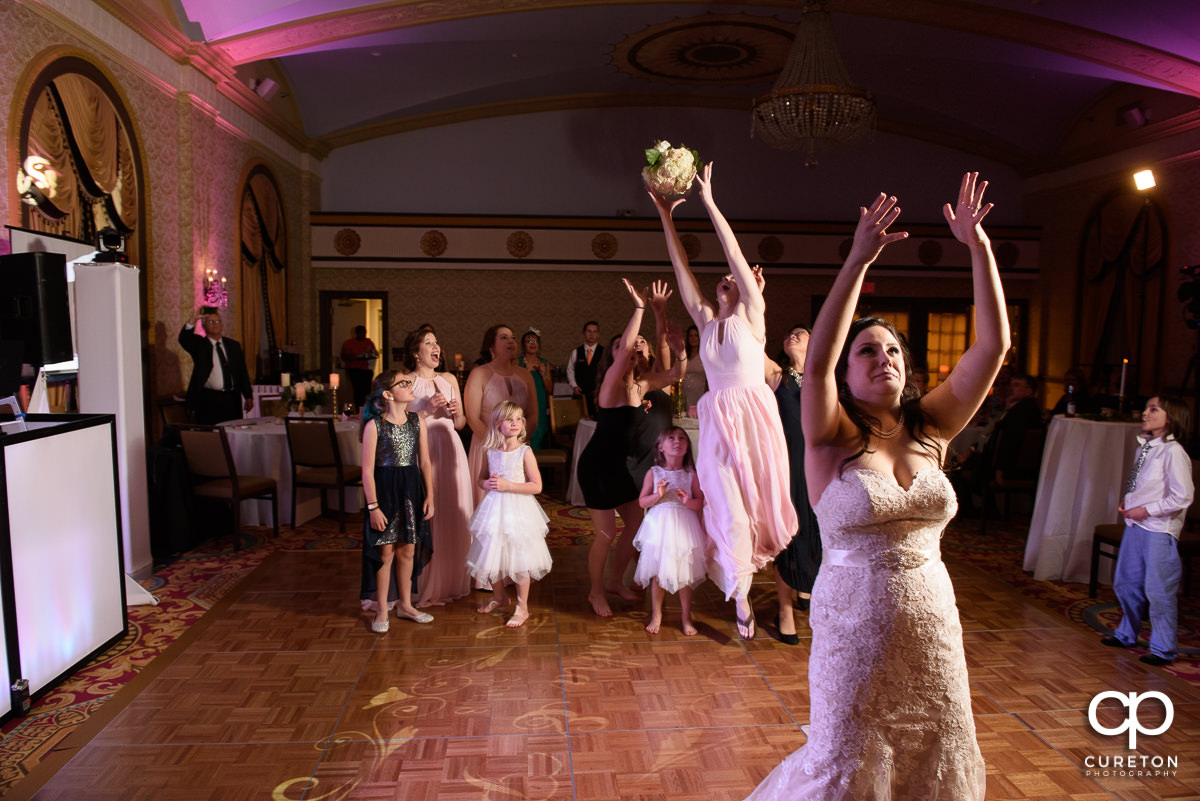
869 414 904 439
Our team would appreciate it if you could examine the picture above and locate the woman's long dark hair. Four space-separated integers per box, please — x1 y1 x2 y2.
834 317 942 475
478 324 512 363
774 323 810 369
402 328 433 372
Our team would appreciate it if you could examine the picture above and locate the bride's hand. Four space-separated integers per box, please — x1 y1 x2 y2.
943 171 993 245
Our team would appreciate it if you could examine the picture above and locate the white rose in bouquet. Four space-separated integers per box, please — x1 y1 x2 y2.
642 140 701 197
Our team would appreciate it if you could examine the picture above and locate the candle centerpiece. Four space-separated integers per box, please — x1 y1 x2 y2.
1118 358 1128 416
282 379 329 416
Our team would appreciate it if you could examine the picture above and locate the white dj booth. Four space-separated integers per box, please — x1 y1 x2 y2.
0 228 144 720
0 413 126 721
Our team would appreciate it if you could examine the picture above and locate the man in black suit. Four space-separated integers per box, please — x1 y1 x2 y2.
178 306 254 424
566 320 602 416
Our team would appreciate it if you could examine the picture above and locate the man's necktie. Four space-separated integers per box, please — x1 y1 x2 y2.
215 341 232 391
586 347 592 365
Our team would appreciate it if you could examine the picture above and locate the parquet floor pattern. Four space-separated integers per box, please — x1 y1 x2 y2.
14 544 1200 800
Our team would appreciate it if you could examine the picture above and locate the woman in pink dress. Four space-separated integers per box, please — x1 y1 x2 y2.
648 162 798 639
464 325 537 507
404 327 474 607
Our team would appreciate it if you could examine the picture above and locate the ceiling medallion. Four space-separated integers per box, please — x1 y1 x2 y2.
758 236 783 263
421 230 447 257
334 228 361 256
680 234 702 261
610 14 796 85
592 233 618 260
507 231 533 259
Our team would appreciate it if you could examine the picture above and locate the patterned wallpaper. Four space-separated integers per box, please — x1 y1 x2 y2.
1 0 311 403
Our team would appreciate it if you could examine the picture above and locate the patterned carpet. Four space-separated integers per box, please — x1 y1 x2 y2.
0 501 1196 796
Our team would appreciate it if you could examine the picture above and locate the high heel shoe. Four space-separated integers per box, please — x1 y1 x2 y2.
773 614 799 646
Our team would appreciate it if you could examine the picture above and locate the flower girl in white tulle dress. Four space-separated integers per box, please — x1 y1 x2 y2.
632 426 707 635
466 401 552 628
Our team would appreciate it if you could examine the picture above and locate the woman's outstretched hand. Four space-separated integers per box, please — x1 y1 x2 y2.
943 172 993 244
646 187 686 217
622 277 649 308
847 192 908 267
695 161 715 205
649 279 673 315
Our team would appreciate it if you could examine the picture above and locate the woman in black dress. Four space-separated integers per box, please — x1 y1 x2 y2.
578 279 685 616
765 324 821 644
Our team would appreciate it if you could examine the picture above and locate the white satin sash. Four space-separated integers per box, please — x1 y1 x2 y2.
823 542 940 571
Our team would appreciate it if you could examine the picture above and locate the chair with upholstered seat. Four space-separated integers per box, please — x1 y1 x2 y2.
285 417 363 531
178 424 278 549
533 396 586 498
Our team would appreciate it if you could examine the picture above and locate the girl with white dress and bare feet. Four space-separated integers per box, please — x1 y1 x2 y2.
632 426 707 636
466 401 552 628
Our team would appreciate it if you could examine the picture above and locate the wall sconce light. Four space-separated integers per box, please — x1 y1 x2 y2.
1133 169 1156 191
203 267 228 307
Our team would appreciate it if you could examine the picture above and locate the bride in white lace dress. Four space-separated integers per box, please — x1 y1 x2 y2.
745 174 1006 800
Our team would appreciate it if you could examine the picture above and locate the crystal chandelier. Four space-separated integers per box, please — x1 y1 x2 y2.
751 1 875 165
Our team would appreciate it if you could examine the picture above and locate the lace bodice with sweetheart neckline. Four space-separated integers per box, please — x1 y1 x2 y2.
745 465 985 800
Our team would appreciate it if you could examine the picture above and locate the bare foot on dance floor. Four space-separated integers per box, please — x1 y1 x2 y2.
644 614 662 634
681 618 698 636
605 583 640 602
588 591 613 617
506 607 529 628
478 597 507 614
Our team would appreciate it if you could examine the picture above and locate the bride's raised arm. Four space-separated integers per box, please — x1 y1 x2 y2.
920 173 1009 437
802 193 908 450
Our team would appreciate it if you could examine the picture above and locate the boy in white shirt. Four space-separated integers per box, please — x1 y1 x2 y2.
1102 394 1194 665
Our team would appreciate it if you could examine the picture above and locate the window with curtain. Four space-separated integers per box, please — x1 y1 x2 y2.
239 166 288 381
18 62 142 265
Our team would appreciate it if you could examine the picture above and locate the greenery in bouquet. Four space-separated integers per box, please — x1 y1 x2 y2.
642 140 701 197
282 379 329 411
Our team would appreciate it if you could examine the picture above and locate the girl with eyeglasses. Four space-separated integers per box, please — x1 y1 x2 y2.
359 369 436 632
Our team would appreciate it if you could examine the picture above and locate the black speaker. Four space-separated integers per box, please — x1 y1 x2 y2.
0 251 73 367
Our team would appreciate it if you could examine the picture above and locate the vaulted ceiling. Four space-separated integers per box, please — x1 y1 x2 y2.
166 0 1200 170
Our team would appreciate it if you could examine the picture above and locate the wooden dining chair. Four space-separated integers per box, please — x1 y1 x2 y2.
284 417 363 531
1090 465 1200 597
533 396 585 499
177 424 278 549
548 396 587 447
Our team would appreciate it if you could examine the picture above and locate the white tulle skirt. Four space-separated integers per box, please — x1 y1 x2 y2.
632 503 708 594
466 491 551 585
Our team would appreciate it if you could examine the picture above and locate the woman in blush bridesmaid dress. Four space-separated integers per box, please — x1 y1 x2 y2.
464 325 537 507
403 328 474 608
648 162 797 639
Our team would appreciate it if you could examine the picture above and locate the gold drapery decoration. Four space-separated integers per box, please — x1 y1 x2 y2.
239 168 288 378
20 71 139 257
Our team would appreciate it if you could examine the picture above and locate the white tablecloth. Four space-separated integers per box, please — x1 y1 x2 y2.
565 416 700 507
223 417 362 526
1023 417 1143 583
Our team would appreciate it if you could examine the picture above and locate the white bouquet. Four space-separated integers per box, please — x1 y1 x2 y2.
642 140 701 197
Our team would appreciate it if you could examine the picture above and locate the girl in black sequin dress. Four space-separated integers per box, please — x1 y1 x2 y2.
360 369 435 633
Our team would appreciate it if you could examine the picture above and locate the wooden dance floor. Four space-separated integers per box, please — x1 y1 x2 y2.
15 544 1200 800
